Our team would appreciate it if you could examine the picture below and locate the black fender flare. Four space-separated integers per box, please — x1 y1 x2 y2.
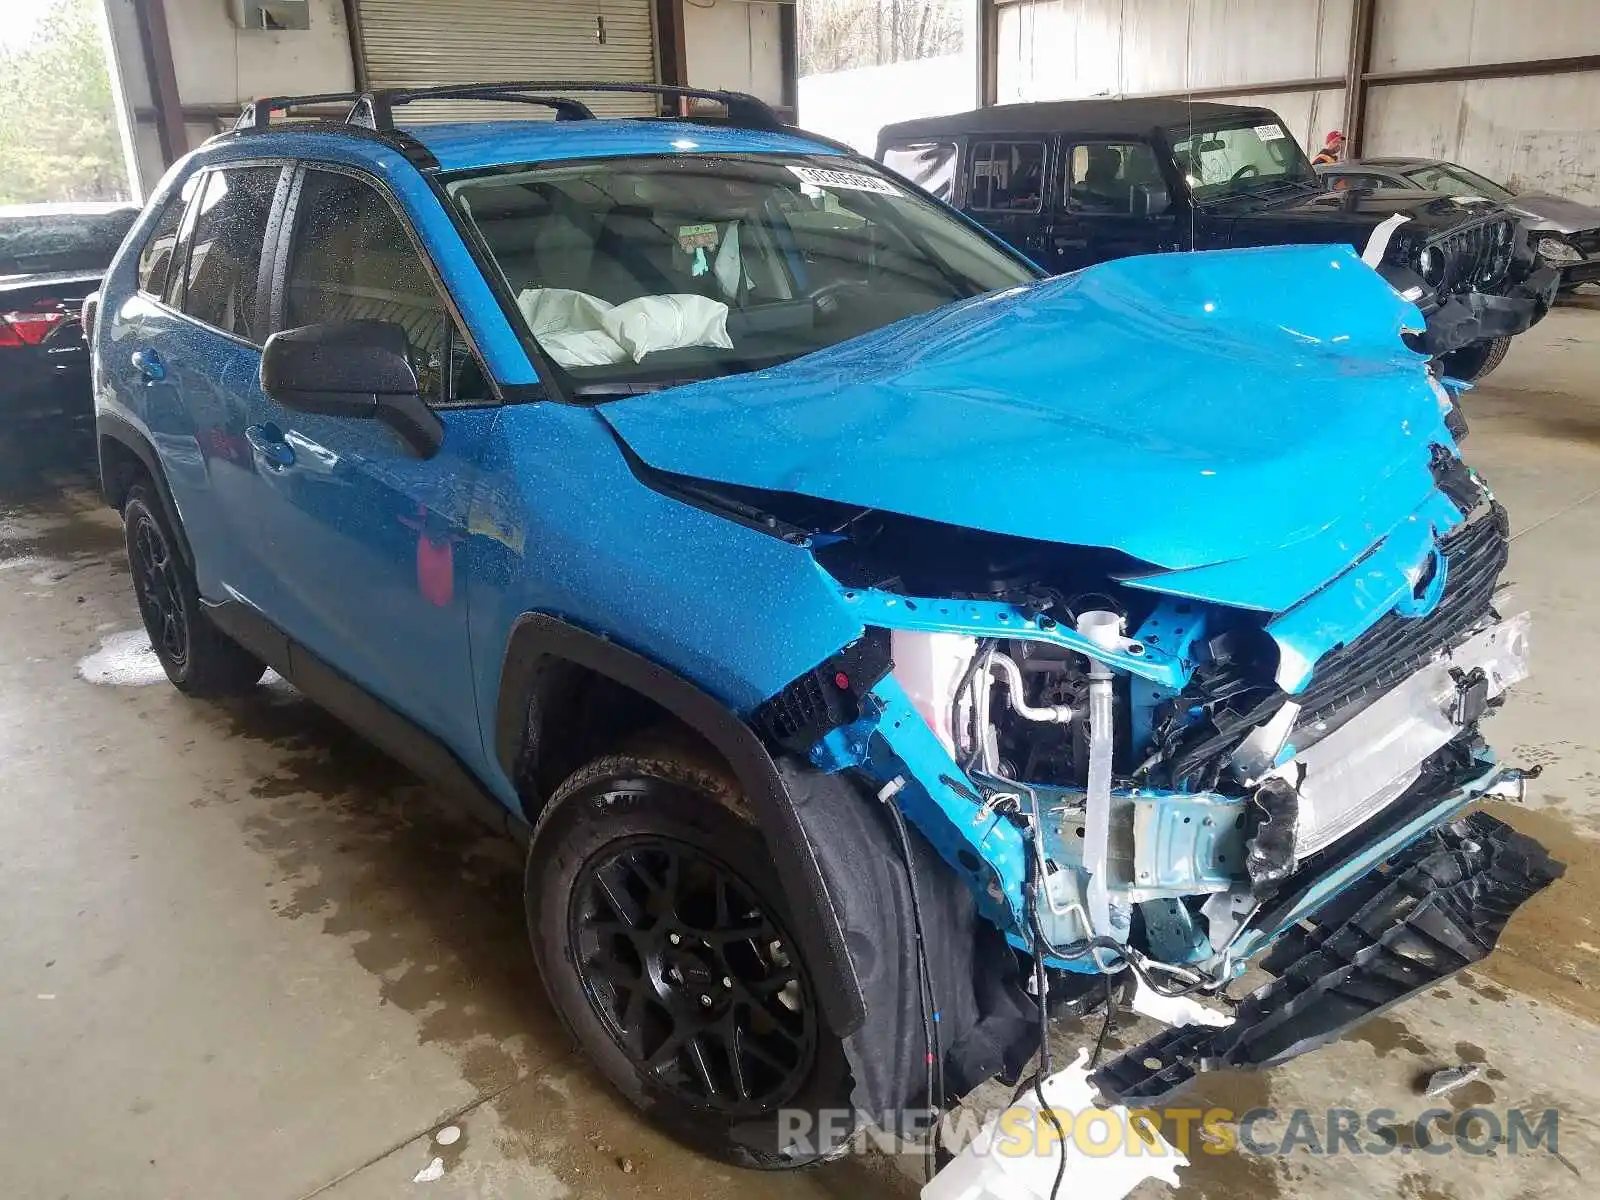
496 613 866 1036
96 411 195 569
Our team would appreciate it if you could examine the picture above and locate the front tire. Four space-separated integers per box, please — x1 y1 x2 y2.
526 751 855 1168
1438 335 1512 382
123 484 265 697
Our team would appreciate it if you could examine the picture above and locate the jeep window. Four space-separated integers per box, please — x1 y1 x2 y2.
179 166 280 344
137 175 202 299
446 154 1035 394
882 141 958 201
1328 172 1395 192
1171 120 1317 202
969 142 1045 212
1065 142 1164 213
1402 163 1515 204
285 167 484 405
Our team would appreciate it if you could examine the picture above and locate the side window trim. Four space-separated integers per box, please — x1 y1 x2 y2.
270 159 500 408
163 169 208 310
157 160 294 349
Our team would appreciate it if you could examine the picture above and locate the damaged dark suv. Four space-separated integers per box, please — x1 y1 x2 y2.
94 82 1561 1179
878 99 1559 380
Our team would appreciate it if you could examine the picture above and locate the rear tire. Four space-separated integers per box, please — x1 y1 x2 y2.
123 484 265 697
526 751 855 1168
1438 335 1512 382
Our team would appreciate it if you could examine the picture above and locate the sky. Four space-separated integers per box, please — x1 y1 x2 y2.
0 0 65 54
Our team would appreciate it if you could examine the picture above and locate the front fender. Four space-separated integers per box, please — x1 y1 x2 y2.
496 612 867 1036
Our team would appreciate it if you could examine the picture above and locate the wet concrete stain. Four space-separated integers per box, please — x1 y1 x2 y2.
208 684 549 1098
1151 1067 1285 1200
187 683 911 1196
1346 1014 1431 1059
1396 1172 1459 1200
1468 801 1600 1023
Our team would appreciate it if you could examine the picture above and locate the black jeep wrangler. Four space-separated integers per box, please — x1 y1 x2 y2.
877 99 1559 380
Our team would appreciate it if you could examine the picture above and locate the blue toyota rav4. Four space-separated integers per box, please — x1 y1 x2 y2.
93 83 1560 1169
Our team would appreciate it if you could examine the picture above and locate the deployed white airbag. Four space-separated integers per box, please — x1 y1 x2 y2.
516 287 732 368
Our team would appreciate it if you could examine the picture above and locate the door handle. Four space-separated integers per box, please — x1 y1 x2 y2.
130 348 165 381
1053 237 1089 250
244 423 296 470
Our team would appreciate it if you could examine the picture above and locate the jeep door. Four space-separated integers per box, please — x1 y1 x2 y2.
107 164 291 604
1049 138 1180 271
963 137 1053 265
246 162 496 763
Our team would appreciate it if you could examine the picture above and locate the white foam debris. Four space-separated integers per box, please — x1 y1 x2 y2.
412 1156 445 1183
435 1125 461 1146
923 1049 1185 1200
1128 976 1234 1029
77 630 166 687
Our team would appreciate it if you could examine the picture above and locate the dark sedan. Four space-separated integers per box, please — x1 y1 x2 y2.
1 202 139 418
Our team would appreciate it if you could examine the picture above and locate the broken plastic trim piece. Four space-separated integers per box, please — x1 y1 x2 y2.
1089 810 1563 1106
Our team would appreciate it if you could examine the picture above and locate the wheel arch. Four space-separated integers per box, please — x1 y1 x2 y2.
496 613 866 1036
97 412 194 569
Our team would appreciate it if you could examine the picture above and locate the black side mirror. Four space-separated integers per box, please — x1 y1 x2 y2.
1131 183 1171 218
260 320 444 458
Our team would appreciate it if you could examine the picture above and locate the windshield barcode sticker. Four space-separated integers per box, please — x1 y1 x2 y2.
1254 124 1287 141
787 165 901 195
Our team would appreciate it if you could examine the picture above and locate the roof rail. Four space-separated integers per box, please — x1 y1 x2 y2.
236 92 363 131
235 81 785 136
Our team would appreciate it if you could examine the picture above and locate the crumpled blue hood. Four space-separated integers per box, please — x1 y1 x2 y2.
602 245 1457 611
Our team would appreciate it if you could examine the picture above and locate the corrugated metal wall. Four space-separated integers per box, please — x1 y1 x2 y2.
993 0 1600 202
1364 0 1600 203
994 0 1352 148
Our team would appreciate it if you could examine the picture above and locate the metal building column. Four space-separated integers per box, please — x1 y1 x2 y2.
1343 0 1376 158
130 0 185 165
976 0 998 107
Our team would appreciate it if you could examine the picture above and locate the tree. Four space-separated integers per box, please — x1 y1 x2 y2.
799 0 963 76
0 0 130 204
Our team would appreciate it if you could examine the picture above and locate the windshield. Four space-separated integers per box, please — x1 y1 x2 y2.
1402 163 1514 203
446 154 1036 395
1169 119 1317 202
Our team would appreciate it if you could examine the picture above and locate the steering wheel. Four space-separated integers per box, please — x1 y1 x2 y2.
808 279 871 323
1230 163 1261 183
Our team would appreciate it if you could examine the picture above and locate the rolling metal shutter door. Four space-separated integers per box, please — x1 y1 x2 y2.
356 0 658 121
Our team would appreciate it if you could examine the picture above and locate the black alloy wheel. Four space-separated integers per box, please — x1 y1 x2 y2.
121 483 265 696
570 836 816 1116
129 506 189 670
527 751 856 1168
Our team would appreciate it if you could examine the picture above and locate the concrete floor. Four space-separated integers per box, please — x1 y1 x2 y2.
2 299 1598 1199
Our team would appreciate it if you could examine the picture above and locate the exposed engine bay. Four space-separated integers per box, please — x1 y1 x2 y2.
751 476 1560 1109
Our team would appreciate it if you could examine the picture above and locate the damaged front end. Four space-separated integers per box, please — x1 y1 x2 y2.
602 243 1563 1125
746 478 1559 1115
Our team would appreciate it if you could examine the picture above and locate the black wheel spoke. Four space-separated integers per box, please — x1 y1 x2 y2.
592 858 648 929
723 1023 753 1103
570 833 816 1115
684 1035 721 1099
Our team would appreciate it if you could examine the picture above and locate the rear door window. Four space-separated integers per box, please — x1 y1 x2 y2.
969 142 1046 213
137 175 203 298
179 166 282 344
882 142 958 202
